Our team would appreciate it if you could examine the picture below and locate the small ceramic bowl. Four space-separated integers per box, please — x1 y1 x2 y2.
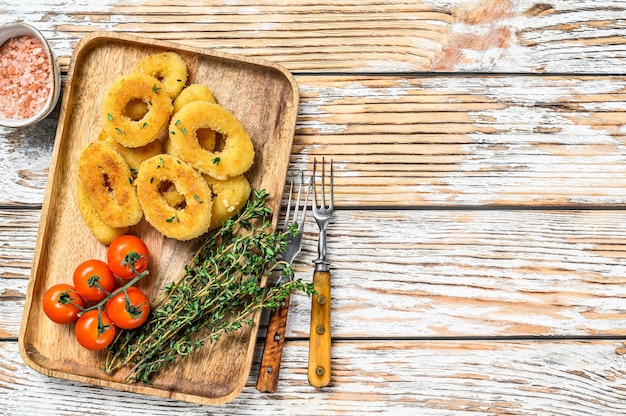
0 22 61 128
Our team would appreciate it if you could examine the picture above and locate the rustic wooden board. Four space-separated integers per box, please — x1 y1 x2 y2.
17 32 299 405
4 339 626 415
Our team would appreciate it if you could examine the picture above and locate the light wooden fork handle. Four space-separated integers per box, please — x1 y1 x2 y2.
308 269 331 387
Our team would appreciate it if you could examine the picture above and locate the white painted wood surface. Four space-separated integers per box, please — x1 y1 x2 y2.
3 0 626 414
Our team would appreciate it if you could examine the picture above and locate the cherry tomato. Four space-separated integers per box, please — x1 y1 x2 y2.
42 284 85 324
107 235 150 279
72 259 116 302
75 309 116 350
106 287 150 329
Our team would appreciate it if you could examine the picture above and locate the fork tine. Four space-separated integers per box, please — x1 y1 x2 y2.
299 172 311 232
283 173 294 232
292 172 303 224
313 157 333 210
312 158 318 209
329 159 334 209
320 157 326 208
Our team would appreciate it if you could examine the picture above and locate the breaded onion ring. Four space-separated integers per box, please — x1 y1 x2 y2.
98 130 163 175
102 73 172 148
135 154 213 241
77 142 143 228
172 84 218 151
133 52 188 100
76 184 129 245
168 101 255 180
172 84 216 114
204 174 251 230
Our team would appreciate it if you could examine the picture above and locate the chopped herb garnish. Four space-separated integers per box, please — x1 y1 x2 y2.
166 214 179 223
152 83 161 93
150 177 154 184
193 194 203 203
180 127 187 135
212 157 221 165
107 113 113 122
141 122 148 129
175 120 182 126
115 127 124 136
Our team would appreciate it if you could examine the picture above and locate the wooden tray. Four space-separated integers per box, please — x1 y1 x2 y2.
18 32 299 405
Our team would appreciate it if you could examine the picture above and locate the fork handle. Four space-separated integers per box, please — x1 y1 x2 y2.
308 270 331 387
256 295 291 393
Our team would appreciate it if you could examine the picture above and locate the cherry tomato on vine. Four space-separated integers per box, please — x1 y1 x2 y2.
106 287 150 329
72 259 116 302
107 235 150 279
75 309 116 350
42 284 85 324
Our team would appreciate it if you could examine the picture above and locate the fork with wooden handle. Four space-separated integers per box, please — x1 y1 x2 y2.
256 172 310 393
308 157 334 388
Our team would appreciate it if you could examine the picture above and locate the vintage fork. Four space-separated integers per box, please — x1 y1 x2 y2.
256 172 310 393
308 157 334 388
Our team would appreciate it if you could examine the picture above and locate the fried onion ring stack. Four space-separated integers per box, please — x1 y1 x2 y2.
98 131 163 176
172 84 218 151
168 101 255 180
76 184 129 245
76 50 255 243
173 84 217 113
102 73 173 148
135 155 213 241
77 142 143 229
204 174 252 230
133 51 188 100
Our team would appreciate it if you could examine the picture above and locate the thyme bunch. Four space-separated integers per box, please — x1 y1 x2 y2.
104 189 314 383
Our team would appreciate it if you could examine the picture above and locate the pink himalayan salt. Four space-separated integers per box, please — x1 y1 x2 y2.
0 35 52 120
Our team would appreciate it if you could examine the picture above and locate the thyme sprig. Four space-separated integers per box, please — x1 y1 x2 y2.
104 189 315 383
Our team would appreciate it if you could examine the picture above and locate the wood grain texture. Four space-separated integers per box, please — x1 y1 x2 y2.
292 74 626 207
5 74 626 207
4 339 626 415
2 0 626 73
5 208 626 340
2 0 626 413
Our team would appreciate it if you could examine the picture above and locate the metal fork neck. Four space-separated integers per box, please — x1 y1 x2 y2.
314 258 330 272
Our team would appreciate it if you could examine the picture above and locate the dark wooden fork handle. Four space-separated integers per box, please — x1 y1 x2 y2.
256 295 291 392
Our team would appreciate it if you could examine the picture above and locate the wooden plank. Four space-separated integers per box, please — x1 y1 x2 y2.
4 74 626 207
5 208 626 339
2 0 626 73
3 339 626 415
293 74 626 207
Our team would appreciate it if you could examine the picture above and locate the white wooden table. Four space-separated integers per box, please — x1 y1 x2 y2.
3 1 626 414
